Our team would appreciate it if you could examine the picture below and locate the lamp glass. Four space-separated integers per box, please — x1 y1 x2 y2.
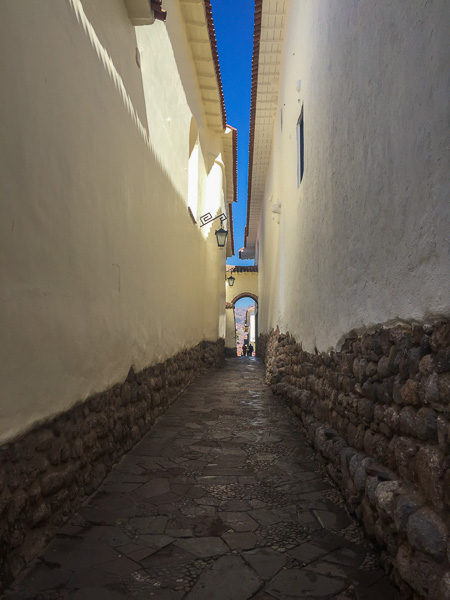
215 227 228 248
227 275 235 287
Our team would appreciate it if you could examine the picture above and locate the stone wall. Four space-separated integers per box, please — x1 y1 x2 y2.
0 340 224 591
259 323 449 600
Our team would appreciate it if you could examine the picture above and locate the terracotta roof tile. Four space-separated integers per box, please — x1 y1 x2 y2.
231 125 238 204
226 265 258 273
204 0 227 130
228 201 235 256
244 0 263 249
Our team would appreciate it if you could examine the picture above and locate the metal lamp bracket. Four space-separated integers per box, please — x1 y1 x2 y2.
199 212 227 228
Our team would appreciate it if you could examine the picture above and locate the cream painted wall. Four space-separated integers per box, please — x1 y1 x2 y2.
226 271 258 305
0 0 229 443
225 308 236 351
257 0 450 352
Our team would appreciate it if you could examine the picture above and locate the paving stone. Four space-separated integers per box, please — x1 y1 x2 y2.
40 539 119 571
129 516 169 535
186 555 262 600
221 511 259 531
266 567 347 598
221 531 258 550
73 587 128 600
7 564 72 595
304 559 356 582
137 478 170 498
134 589 184 600
324 547 367 568
193 516 228 537
174 536 229 557
311 508 353 530
249 507 285 526
139 534 174 550
139 544 196 569
242 547 287 580
4 358 400 600
99 527 133 548
287 542 331 565
68 566 120 588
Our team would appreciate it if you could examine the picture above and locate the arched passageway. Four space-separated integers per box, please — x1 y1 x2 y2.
225 266 258 356
233 295 258 356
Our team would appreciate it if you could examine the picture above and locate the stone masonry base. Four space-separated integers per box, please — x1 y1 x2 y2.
0 339 224 591
258 323 449 600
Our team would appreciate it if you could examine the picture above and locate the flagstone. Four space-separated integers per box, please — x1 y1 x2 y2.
3 358 400 600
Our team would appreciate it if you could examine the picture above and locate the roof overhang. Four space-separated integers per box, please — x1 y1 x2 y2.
241 0 287 259
180 0 227 134
177 2 236 256
223 125 237 257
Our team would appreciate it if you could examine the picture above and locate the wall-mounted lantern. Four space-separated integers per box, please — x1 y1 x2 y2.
227 268 235 287
200 212 228 248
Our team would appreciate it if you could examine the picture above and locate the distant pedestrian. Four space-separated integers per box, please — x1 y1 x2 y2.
248 344 254 356
242 344 248 357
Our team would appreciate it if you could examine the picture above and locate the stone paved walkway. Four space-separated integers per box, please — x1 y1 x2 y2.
4 358 401 600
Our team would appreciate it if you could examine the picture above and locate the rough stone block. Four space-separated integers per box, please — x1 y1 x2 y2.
430 323 450 353
415 446 445 509
416 408 438 442
419 354 437 376
29 502 50 528
437 373 450 406
436 349 450 373
425 373 440 404
365 475 380 506
396 544 442 599
375 480 400 520
434 571 450 600
393 490 422 532
41 472 65 497
35 430 54 452
436 416 449 452
391 436 419 481
400 380 419 405
354 457 374 492
407 507 448 562
399 406 417 437
378 356 391 378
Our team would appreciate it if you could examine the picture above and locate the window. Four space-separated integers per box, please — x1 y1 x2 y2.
296 109 304 186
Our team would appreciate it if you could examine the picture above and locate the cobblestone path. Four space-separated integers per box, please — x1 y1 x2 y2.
5 358 401 600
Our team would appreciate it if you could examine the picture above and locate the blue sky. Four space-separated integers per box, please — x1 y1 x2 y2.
212 0 255 266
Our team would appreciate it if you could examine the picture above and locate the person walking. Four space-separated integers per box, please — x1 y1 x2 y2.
242 344 248 357
248 343 254 357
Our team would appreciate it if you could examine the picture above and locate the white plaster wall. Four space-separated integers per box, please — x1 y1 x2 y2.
0 0 228 443
258 0 450 351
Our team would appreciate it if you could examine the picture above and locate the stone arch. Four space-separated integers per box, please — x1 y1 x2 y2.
231 292 258 306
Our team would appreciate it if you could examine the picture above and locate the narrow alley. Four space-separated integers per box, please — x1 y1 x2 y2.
4 359 400 600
